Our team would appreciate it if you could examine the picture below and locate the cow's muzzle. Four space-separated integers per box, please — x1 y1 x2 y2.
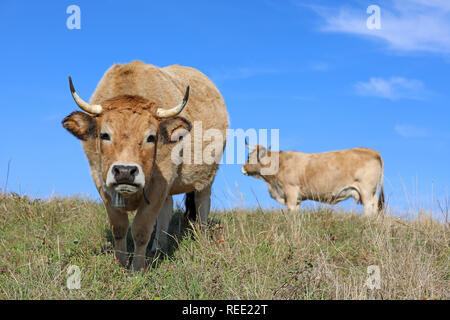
106 162 145 195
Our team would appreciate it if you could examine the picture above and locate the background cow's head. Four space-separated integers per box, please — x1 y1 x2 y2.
241 139 269 177
62 77 191 198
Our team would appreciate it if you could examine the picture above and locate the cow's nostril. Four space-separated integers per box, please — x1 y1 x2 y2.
112 165 139 184
112 166 120 177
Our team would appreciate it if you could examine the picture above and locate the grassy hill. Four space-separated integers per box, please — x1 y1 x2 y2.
0 193 448 299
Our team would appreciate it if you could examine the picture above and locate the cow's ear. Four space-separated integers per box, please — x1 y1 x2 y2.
62 111 97 141
159 117 192 144
257 146 267 161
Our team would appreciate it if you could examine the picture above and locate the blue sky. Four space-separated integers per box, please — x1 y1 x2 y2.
0 1 449 217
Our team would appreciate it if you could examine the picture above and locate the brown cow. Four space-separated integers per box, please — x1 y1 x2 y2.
62 61 229 270
242 143 384 216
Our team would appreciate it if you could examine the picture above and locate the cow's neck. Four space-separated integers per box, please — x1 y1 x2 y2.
259 172 277 185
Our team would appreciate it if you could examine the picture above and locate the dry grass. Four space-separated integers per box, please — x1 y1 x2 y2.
0 193 448 299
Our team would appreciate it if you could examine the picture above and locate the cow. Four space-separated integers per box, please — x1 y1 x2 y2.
62 60 229 270
242 142 384 216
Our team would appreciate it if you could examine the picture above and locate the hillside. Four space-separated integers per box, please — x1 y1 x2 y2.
0 193 448 299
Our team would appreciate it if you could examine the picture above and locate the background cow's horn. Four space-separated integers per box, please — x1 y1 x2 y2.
156 86 190 118
245 138 256 150
69 76 103 114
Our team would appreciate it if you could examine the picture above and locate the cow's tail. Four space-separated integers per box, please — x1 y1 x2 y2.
185 191 197 222
377 155 385 214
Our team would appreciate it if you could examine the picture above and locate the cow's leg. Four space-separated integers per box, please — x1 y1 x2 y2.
106 206 129 267
150 195 173 254
195 186 212 225
361 191 378 217
285 189 300 212
131 194 167 271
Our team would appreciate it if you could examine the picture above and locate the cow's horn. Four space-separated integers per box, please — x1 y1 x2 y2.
69 76 103 114
156 86 190 118
245 138 256 150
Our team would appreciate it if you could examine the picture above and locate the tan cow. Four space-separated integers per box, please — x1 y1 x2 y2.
62 61 229 270
242 143 384 216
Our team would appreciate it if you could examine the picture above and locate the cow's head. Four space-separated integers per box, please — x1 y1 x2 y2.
241 139 269 177
62 77 191 199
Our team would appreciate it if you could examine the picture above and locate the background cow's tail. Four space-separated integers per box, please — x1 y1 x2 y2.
185 191 197 222
378 184 385 213
377 155 385 213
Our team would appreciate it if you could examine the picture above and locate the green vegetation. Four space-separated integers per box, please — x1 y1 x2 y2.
0 193 448 299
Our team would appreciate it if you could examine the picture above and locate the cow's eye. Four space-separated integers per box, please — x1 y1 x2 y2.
100 133 110 141
147 134 156 143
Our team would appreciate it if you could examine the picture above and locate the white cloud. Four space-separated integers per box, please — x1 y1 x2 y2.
355 77 428 100
406 0 450 12
309 62 329 71
303 0 450 54
395 124 429 138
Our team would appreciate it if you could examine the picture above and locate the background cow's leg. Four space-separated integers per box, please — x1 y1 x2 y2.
296 199 302 211
285 189 300 212
150 195 173 254
106 205 129 267
195 186 212 225
131 194 167 271
361 190 378 217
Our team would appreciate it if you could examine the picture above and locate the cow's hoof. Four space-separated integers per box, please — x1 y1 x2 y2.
114 257 129 268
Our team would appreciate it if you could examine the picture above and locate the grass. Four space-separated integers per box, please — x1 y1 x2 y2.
0 193 448 300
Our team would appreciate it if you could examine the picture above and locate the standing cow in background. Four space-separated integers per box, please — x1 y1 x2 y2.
242 142 384 216
62 61 229 270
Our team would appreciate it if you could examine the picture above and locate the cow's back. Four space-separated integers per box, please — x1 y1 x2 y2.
160 64 229 133
89 61 229 193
